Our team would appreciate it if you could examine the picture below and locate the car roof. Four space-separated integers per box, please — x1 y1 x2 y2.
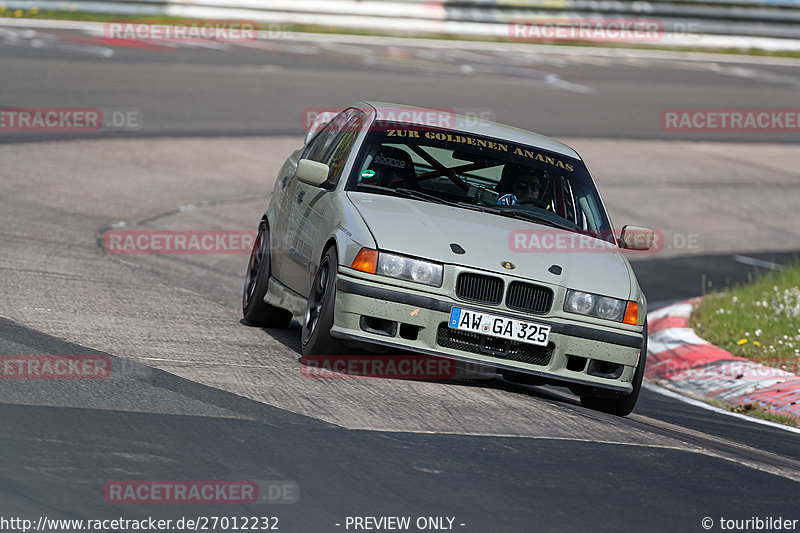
357 101 580 160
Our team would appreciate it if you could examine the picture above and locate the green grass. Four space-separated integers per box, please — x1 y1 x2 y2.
0 6 178 23
4 8 800 58
691 261 800 374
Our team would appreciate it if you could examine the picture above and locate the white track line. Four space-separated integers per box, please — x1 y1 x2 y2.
733 254 786 271
644 382 800 435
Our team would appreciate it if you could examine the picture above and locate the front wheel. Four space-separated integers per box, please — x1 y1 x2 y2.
580 323 648 416
242 224 292 328
301 246 343 356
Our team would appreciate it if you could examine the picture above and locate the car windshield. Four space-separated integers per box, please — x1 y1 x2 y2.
346 122 614 234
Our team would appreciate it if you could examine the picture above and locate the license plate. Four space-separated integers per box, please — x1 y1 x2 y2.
448 307 551 346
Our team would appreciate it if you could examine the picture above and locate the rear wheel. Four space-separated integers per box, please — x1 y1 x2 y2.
580 323 648 416
301 246 343 356
242 224 292 328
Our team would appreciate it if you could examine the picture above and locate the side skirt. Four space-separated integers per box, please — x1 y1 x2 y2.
265 277 307 321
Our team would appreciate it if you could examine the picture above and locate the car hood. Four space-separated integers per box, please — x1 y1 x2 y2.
347 192 633 299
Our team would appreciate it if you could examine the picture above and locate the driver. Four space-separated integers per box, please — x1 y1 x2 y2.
512 172 544 203
497 164 548 206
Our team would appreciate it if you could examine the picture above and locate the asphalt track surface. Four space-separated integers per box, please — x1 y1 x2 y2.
1 23 800 532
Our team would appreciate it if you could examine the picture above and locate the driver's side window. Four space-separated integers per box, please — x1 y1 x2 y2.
324 113 365 186
302 110 353 163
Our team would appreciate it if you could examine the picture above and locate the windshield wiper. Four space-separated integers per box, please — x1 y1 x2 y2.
356 183 466 208
480 207 579 232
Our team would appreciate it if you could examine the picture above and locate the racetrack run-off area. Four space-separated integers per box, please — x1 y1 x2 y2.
647 300 800 422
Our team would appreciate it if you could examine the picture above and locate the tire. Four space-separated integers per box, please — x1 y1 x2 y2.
580 323 648 417
301 246 343 356
242 224 292 328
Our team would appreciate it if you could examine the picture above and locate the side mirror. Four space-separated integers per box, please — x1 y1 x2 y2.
296 159 330 187
619 225 654 251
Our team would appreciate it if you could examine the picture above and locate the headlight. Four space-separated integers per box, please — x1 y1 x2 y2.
564 290 633 323
379 254 406 277
378 252 442 286
352 249 442 287
595 296 626 321
565 291 595 315
409 261 438 285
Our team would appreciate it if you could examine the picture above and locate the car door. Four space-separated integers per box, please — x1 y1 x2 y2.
282 109 365 296
269 148 303 284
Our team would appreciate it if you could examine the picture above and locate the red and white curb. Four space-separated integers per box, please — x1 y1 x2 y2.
646 298 800 423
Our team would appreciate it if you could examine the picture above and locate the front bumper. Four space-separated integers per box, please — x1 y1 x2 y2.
331 272 645 394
